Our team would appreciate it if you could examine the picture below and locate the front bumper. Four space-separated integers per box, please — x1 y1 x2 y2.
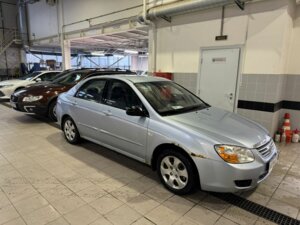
10 95 48 115
194 145 278 193
0 89 12 99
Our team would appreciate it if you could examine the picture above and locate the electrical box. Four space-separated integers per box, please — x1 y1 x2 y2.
154 72 173 80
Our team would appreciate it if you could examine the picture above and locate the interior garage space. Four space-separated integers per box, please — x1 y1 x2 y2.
0 0 300 224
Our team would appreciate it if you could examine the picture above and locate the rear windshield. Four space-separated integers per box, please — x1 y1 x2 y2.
52 71 88 85
49 70 72 81
20 71 42 80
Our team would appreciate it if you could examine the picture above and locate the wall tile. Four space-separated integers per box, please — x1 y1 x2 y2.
174 73 300 135
173 73 198 94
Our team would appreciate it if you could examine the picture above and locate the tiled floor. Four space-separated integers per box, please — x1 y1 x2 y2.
0 103 300 225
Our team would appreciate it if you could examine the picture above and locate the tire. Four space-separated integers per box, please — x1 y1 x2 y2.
62 117 80 144
157 149 197 195
48 100 57 121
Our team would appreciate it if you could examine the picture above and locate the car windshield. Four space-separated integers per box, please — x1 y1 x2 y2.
135 81 208 116
52 72 86 85
20 71 42 80
49 70 71 81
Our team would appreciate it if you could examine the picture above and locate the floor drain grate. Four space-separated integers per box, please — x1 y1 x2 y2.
212 193 300 225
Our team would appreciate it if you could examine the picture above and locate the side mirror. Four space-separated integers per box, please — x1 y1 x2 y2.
35 78 42 82
126 106 147 117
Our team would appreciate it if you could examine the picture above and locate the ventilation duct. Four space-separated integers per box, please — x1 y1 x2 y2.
17 0 29 47
139 0 246 22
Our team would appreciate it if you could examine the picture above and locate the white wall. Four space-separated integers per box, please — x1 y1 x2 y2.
287 4 300 75
27 0 142 40
27 1 58 40
131 55 148 72
152 0 291 75
27 1 58 39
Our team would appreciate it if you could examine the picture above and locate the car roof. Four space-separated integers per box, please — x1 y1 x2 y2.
88 75 170 83
39 70 62 73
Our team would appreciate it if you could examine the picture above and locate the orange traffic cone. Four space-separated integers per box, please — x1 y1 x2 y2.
282 113 291 131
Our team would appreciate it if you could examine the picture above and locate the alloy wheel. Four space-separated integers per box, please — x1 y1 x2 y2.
160 156 188 190
64 120 76 142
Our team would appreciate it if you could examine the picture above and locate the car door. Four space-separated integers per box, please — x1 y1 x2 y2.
69 79 108 141
99 80 149 159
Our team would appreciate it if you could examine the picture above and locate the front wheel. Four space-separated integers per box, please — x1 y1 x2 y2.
157 149 197 195
63 117 80 144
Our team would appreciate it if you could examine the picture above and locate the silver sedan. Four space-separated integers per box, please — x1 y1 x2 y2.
56 75 278 194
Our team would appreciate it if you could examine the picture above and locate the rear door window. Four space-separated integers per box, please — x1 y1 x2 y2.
75 79 107 103
104 80 143 110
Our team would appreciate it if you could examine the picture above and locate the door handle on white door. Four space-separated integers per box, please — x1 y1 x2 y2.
71 102 77 106
225 93 234 100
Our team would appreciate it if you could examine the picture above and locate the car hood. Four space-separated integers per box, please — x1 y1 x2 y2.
17 82 70 96
0 79 28 86
165 107 269 148
26 81 52 87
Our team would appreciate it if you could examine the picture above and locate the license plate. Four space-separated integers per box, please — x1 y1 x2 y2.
10 102 16 108
269 155 277 172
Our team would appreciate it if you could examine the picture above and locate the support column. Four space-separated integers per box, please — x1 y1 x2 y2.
61 39 71 70
148 23 157 75
58 0 71 70
20 49 27 63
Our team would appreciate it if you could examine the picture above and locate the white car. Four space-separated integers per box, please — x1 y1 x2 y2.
0 71 61 99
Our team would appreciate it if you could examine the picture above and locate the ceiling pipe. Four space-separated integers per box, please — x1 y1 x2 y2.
17 0 29 47
138 0 246 22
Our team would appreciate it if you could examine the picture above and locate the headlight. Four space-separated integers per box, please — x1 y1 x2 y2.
23 95 43 102
0 84 13 88
214 145 254 164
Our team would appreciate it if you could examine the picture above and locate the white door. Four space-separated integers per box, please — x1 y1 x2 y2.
198 48 240 112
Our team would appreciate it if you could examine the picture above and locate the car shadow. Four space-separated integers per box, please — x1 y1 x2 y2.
46 131 157 181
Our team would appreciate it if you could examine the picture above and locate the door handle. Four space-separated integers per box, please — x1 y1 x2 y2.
71 102 77 106
225 93 234 100
103 110 112 116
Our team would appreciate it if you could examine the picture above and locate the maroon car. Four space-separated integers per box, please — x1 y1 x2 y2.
10 69 135 121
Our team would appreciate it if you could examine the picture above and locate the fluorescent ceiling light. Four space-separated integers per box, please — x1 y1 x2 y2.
124 49 138 54
114 54 124 58
91 51 105 56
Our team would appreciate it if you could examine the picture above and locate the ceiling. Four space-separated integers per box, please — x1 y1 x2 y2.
30 28 149 55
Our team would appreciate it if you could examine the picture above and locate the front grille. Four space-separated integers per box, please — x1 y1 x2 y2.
256 140 274 158
10 95 18 102
234 179 252 187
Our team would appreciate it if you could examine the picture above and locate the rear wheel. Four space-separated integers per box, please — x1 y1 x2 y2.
48 100 57 121
157 149 197 195
63 117 80 144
